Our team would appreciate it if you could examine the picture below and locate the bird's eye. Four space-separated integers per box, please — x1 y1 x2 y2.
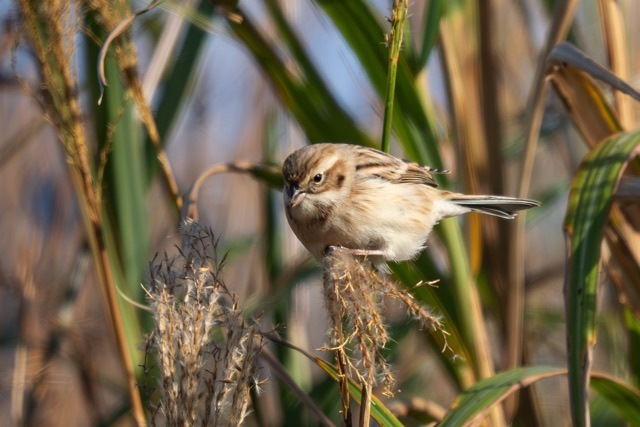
313 173 323 183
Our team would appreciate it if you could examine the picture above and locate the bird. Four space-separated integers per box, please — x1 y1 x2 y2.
282 143 540 266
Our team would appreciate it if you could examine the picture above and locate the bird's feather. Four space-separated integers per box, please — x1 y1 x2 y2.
353 146 442 187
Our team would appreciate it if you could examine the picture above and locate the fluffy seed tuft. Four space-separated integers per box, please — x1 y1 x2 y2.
143 219 264 426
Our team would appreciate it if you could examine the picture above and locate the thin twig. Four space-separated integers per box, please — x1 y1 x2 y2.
183 161 282 220
260 348 336 427
96 0 182 213
507 1 578 422
97 0 162 104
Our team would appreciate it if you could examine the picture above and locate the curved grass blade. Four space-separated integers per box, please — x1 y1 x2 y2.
315 359 403 427
549 64 622 146
439 367 640 426
548 43 640 103
314 0 441 166
416 0 443 68
226 6 373 147
563 131 640 426
144 0 214 186
439 366 566 426
590 371 640 425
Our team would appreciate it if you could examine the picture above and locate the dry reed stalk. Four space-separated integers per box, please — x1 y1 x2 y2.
16 1 146 424
87 0 181 211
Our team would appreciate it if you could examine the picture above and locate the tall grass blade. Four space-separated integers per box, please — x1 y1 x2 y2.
563 131 640 426
144 0 215 186
226 7 372 146
416 0 443 68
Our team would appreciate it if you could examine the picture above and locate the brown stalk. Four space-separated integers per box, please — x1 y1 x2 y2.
598 0 634 129
478 2 538 421
17 2 147 424
439 17 507 427
509 0 578 423
323 254 352 427
260 348 336 427
10 270 35 426
438 11 486 275
74 172 147 426
359 382 372 427
438 17 477 348
516 0 579 199
505 0 578 422
336 347 353 427
92 0 182 212
478 0 510 305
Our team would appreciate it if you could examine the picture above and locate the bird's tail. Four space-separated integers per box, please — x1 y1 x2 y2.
447 195 540 219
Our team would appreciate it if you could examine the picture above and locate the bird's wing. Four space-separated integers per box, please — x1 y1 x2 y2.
353 146 444 187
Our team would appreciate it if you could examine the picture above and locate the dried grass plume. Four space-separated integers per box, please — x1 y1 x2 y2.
144 219 264 426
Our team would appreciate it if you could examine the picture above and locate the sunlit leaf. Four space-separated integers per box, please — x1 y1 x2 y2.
563 131 640 426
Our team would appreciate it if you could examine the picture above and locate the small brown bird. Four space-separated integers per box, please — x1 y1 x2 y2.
282 143 539 265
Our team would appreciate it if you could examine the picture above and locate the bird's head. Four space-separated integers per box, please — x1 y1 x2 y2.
282 144 352 218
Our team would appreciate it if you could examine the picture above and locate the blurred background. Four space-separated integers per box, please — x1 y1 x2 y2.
0 0 638 425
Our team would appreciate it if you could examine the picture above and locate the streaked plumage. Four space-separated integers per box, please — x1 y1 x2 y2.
282 143 539 265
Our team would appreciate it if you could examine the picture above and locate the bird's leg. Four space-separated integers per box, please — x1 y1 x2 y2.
326 245 385 257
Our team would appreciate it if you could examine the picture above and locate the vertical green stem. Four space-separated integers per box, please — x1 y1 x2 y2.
380 0 408 153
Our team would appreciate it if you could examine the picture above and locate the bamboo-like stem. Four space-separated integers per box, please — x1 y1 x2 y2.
380 0 408 153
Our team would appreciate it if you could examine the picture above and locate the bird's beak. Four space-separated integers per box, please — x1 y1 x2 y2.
286 184 306 207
